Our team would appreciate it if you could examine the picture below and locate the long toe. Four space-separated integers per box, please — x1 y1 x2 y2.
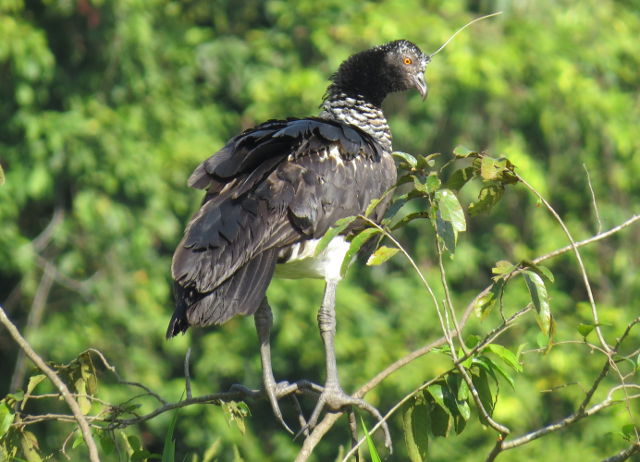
302 385 392 451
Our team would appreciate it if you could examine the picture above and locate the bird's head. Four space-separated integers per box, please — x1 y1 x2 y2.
328 39 430 106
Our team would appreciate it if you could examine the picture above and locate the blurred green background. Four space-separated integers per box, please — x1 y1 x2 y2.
1 0 639 460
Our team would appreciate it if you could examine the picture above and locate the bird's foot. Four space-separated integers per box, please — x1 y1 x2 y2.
230 380 324 434
298 384 392 451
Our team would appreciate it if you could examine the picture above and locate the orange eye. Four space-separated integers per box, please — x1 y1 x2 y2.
403 57 412 65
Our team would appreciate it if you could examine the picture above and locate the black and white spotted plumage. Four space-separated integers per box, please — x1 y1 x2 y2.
168 40 429 337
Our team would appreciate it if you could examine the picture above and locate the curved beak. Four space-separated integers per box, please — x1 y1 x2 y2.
413 72 428 100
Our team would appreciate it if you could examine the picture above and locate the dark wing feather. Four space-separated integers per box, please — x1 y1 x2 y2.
169 118 395 336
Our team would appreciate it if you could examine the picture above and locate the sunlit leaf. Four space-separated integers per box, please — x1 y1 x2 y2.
393 151 418 168
480 156 503 180
402 399 429 462
314 216 356 257
436 210 456 253
523 270 551 336
366 245 399 266
577 322 594 338
360 417 382 462
21 430 42 462
474 356 515 389
453 146 476 157
492 260 515 276
486 344 523 373
426 172 441 193
341 227 380 276
468 183 504 216
0 402 14 438
522 260 555 283
474 279 505 318
436 189 466 232
221 401 251 435
162 408 179 462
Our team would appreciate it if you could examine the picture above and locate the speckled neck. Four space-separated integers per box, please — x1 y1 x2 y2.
319 92 392 153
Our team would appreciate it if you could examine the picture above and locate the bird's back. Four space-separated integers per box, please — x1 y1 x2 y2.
168 117 396 337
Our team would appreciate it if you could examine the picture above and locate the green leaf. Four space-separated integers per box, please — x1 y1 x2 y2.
221 401 251 435
366 246 399 266
453 146 476 158
474 279 505 318
365 197 383 217
162 409 179 462
486 344 523 373
480 156 503 180
478 355 515 389
468 183 505 216
446 166 475 191
71 430 85 449
97 430 116 455
0 402 15 438
523 270 552 336
492 260 515 277
472 369 496 417
21 430 42 462
314 216 357 257
25 375 46 397
0 164 4 186
17 374 46 412
393 151 418 168
402 400 429 462
340 227 380 277
360 417 382 462
436 189 466 232
577 322 595 338
426 173 441 193
428 399 450 438
522 261 555 283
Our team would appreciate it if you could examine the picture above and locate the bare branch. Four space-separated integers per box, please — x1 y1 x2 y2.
534 215 640 265
0 305 101 462
601 443 640 462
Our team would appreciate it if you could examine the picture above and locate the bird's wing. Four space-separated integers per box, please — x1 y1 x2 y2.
169 118 396 331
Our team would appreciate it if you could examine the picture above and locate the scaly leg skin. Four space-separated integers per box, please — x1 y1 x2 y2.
303 280 392 451
254 299 297 433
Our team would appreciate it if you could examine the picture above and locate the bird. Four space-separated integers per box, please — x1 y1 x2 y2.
167 39 429 436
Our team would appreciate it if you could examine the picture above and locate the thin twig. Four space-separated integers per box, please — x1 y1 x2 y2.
486 398 618 462
486 317 640 461
0 305 101 462
516 173 611 352
340 306 531 462
184 348 193 399
583 163 602 234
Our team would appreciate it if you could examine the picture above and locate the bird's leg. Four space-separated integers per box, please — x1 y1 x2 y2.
253 298 296 433
303 280 392 450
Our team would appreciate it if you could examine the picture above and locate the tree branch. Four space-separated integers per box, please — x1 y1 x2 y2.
0 305 101 462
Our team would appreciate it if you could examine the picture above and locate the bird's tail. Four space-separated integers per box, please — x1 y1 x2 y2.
166 248 279 339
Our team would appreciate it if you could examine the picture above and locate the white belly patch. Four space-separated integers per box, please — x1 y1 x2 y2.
275 236 350 282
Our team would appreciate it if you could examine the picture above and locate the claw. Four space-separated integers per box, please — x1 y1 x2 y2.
264 379 294 434
295 384 392 452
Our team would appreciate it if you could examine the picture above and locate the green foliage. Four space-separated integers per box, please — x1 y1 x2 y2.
1 0 639 461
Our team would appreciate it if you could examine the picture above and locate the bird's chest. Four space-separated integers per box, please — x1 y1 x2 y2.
275 236 350 282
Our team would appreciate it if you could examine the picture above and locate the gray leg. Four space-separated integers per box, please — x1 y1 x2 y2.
304 280 392 450
254 299 294 433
